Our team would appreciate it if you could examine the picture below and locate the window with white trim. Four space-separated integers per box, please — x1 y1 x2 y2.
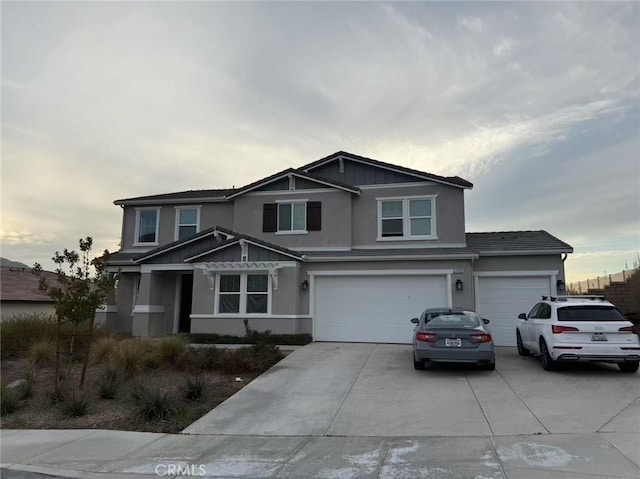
217 273 269 314
135 208 160 245
175 207 200 240
378 197 435 239
278 202 306 233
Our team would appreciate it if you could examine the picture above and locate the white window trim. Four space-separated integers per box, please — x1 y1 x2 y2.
276 199 308 235
376 195 437 241
214 272 272 315
133 207 160 246
174 205 201 241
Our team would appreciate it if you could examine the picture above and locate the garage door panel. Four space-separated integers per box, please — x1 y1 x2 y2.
476 276 551 347
314 275 448 344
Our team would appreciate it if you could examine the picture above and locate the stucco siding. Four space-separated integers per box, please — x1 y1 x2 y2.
309 159 419 185
351 184 466 247
233 191 352 248
473 255 565 279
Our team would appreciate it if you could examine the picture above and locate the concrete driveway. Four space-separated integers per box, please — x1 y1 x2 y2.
184 342 640 437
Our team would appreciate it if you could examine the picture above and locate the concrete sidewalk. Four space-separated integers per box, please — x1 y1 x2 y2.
2 429 640 478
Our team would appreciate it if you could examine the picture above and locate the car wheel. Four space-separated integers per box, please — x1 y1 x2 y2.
539 339 557 371
618 361 639 373
516 330 530 356
413 355 425 370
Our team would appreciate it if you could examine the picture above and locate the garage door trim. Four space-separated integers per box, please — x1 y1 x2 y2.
309 269 454 342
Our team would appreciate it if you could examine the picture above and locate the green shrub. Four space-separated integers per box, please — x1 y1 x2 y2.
113 339 145 377
153 336 187 366
28 340 56 367
184 375 206 401
0 385 20 416
186 332 312 346
131 382 179 421
98 366 120 399
59 390 92 417
1 314 57 359
91 337 118 365
220 344 284 374
1 314 112 360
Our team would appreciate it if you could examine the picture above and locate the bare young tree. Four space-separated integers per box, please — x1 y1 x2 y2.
34 237 115 392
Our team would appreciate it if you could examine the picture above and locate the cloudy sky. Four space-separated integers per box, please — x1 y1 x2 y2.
2 1 639 282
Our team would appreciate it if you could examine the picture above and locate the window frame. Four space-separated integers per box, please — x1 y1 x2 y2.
133 207 160 246
215 273 272 315
376 195 437 241
275 199 308 235
174 206 201 241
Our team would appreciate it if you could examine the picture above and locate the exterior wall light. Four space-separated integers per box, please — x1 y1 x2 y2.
455 279 464 291
556 279 566 292
301 280 309 291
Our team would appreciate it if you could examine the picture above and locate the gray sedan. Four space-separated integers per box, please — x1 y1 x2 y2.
411 308 496 370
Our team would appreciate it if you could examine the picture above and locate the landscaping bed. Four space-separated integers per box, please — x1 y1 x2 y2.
1 317 286 433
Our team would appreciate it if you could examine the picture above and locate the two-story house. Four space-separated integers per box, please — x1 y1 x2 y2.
101 151 573 346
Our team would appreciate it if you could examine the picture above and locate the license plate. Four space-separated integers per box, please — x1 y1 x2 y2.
445 338 462 347
591 332 608 342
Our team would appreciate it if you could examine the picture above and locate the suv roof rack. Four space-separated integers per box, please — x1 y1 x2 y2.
541 295 606 302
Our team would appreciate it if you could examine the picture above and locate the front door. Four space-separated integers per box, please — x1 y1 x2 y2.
178 274 193 333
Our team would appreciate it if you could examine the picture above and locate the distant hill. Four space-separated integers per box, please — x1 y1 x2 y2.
0 257 31 269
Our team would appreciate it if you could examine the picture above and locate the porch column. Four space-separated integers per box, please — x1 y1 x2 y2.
132 272 166 337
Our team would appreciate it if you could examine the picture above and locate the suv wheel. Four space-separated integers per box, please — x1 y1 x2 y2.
539 339 557 371
413 355 425 370
516 330 530 356
618 361 639 373
482 359 496 371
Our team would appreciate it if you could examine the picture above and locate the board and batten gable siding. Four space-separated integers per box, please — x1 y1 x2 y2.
308 159 420 185
188 244 241 263
233 190 352 249
351 184 466 247
121 202 234 250
247 245 295 262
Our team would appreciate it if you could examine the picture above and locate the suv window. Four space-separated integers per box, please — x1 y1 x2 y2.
557 306 627 322
539 304 552 319
528 303 543 318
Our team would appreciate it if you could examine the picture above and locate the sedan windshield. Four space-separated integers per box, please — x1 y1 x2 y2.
425 312 480 328
557 306 627 322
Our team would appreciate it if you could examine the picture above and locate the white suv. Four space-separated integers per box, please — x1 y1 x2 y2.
516 296 639 372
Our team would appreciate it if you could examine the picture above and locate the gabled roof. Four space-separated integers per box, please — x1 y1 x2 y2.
299 151 473 189
114 189 233 206
184 233 303 262
1 267 57 303
132 226 236 263
225 168 361 199
466 230 573 254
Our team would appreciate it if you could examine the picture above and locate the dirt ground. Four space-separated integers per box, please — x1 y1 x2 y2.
0 358 258 433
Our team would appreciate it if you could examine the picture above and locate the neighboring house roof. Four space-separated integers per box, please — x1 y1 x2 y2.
465 230 573 254
114 189 233 206
299 151 474 189
225 168 361 199
0 267 57 303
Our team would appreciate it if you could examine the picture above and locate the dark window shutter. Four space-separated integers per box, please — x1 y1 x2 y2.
263 203 277 232
307 201 321 231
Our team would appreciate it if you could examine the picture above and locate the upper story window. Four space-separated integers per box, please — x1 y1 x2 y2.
278 201 307 233
263 201 322 234
377 196 436 240
135 208 160 245
175 207 200 241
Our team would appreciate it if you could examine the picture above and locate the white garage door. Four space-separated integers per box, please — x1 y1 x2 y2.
314 275 449 344
476 276 552 346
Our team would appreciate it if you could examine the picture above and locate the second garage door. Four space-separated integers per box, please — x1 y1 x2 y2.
313 274 449 344
475 275 552 346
